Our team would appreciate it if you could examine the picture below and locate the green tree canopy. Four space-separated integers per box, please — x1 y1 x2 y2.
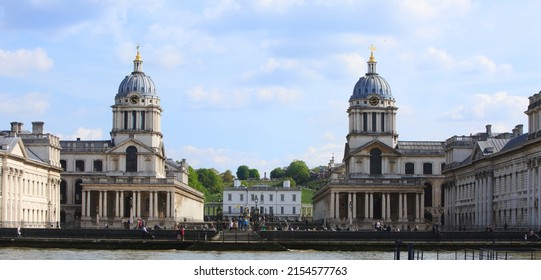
249 168 260 180
188 166 208 197
197 168 223 193
221 169 235 183
270 167 286 179
236 165 250 180
286 160 310 185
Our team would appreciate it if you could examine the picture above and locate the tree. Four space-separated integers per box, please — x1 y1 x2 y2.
221 169 235 183
286 160 310 185
249 168 260 180
197 168 223 194
236 165 250 180
270 167 286 179
188 166 208 197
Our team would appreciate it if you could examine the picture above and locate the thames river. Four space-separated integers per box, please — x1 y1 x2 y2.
0 247 536 260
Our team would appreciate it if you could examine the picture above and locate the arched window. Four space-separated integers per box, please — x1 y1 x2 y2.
75 179 82 204
60 180 67 204
370 148 382 175
405 162 414 175
126 146 138 172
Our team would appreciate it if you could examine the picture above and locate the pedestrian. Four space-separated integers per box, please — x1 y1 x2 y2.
504 222 508 231
17 226 22 238
181 225 185 241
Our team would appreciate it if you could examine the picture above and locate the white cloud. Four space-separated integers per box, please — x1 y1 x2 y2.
445 92 528 122
57 127 104 140
252 0 305 13
0 48 53 76
0 92 49 115
203 0 242 18
396 0 473 20
425 47 513 75
186 86 301 109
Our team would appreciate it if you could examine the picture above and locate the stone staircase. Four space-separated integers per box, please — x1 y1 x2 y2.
216 230 262 242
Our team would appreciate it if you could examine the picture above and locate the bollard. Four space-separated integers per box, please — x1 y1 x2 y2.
394 239 402 260
407 243 414 260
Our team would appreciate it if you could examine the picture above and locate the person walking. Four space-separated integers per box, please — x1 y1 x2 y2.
180 225 185 241
17 226 22 238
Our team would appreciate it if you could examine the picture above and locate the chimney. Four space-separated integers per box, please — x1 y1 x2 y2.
516 124 524 135
10 122 18 135
17 122 23 134
32 121 44 134
485 124 492 137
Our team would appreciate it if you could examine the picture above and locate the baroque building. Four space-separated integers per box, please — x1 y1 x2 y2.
0 121 62 228
313 49 445 229
59 48 204 229
442 92 541 230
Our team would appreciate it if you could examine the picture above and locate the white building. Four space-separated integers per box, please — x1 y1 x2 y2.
59 48 204 229
313 49 445 229
0 121 62 228
223 180 302 221
442 91 541 230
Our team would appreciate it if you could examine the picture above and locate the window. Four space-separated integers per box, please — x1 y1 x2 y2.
281 207 284 214
239 194 244 201
370 148 382 175
405 162 414 175
93 160 103 172
75 160 85 172
423 163 433 175
132 111 137 130
372 112 377 132
74 180 83 204
260 194 264 202
292 194 297 202
251 194 256 201
280 194 285 202
228 206 232 214
269 194 273 202
269 207 274 215
227 194 232 201
60 160 67 171
141 111 145 130
381 113 385 132
126 146 138 172
363 112 368 132
123 111 128 129
293 207 296 215
60 180 67 204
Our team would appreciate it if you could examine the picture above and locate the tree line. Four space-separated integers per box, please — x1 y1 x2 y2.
184 160 328 201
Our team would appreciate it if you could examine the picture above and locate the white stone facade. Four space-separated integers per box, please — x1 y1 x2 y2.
0 122 62 228
59 49 204 229
223 181 302 221
443 92 541 230
313 51 445 229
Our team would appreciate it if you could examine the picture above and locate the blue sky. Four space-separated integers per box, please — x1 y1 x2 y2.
1 0 540 177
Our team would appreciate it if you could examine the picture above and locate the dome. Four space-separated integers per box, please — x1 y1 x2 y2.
351 73 392 100
115 48 157 98
350 49 393 100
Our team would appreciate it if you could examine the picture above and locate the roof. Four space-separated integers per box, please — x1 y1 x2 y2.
396 141 445 155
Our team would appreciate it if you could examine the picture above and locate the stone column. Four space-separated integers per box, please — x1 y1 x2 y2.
119 191 124 218
335 192 340 220
149 191 154 218
385 193 391 222
403 193 408 222
98 191 103 217
415 193 420 222
369 193 374 220
136 191 141 218
420 192 425 223
154 191 159 219
329 191 335 219
487 174 493 226
166 191 171 218
82 190 87 217
381 193 386 221
364 193 369 221
398 193 403 222
103 191 108 218
352 192 357 220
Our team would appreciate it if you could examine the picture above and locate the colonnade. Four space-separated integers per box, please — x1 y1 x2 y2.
329 190 424 223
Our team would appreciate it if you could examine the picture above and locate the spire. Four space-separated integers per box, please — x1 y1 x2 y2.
133 44 143 73
367 44 377 74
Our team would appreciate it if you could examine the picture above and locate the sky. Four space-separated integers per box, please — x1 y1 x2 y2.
1 0 541 177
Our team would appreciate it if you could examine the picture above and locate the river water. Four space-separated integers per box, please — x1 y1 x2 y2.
0 247 536 260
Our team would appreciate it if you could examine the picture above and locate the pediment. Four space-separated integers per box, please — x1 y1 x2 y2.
348 140 401 158
10 139 28 158
106 139 156 154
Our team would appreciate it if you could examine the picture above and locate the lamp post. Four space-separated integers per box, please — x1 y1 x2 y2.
254 195 259 231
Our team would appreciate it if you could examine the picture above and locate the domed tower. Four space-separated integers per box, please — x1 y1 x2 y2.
111 46 163 151
346 46 398 150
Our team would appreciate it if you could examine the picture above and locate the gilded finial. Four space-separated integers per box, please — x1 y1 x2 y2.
369 44 376 62
135 44 141 61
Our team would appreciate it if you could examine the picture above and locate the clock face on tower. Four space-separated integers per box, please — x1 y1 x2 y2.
369 96 379 106
130 95 140 104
